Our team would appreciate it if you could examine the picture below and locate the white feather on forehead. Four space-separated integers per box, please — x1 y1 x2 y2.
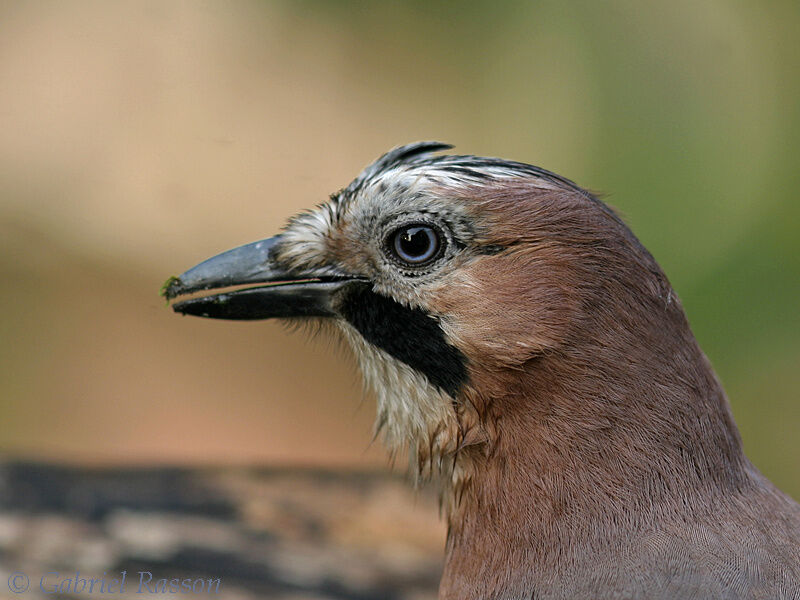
274 164 480 275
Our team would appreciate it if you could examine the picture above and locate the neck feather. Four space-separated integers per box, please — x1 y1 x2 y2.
439 308 749 598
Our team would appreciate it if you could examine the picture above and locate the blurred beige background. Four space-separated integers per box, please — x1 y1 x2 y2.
0 1 798 495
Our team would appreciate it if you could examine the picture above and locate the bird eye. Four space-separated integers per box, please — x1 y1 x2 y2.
389 224 442 266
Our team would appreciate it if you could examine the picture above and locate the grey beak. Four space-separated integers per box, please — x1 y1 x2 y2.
161 235 364 320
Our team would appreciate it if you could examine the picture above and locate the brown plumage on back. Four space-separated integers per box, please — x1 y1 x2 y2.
164 143 800 599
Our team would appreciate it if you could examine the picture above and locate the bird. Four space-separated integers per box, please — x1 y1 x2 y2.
163 142 800 599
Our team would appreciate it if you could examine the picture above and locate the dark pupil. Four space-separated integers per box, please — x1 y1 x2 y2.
394 226 438 263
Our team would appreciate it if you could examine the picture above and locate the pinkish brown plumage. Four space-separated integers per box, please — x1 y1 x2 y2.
166 143 800 599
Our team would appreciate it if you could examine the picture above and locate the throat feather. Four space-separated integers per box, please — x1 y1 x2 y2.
337 323 461 472
334 288 481 510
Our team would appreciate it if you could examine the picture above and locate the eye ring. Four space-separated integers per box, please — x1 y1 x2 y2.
387 223 444 267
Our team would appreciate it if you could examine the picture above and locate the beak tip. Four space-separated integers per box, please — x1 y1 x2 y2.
160 275 185 301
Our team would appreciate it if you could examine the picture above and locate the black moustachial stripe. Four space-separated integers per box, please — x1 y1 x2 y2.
338 286 468 397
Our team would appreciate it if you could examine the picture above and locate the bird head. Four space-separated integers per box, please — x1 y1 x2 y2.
164 142 743 508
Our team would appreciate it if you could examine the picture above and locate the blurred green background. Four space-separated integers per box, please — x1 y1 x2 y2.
0 1 797 497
